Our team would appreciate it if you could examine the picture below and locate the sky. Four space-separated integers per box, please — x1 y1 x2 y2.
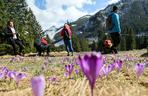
26 0 120 30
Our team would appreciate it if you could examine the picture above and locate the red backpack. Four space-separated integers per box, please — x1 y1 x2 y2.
41 38 48 45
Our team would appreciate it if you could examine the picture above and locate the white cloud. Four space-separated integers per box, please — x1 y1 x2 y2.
106 0 120 4
26 0 95 31
25 0 120 39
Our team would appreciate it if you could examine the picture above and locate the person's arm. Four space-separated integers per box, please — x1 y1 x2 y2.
5 27 13 37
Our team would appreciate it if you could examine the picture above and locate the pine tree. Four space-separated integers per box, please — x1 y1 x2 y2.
119 35 126 51
72 34 81 52
0 0 42 53
80 38 90 51
126 27 136 50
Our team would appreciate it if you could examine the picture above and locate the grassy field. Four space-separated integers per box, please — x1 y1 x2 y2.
0 49 147 96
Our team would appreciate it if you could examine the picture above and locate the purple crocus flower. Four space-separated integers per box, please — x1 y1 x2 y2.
1 67 9 78
102 65 113 78
75 69 79 75
16 73 26 80
64 64 74 77
109 63 115 72
7 71 16 80
114 60 123 72
78 52 103 96
48 76 59 85
0 73 4 79
31 75 45 96
64 72 69 78
10 57 17 62
135 63 145 79
48 76 57 82
1 67 9 73
15 73 26 87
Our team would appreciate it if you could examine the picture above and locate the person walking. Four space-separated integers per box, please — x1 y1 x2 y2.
5 20 24 56
60 23 74 56
106 6 121 54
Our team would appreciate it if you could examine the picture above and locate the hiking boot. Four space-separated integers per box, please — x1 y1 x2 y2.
67 53 70 56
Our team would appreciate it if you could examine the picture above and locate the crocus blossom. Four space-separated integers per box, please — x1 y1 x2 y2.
102 65 112 78
10 57 17 62
48 76 58 84
75 69 79 75
0 73 4 79
64 64 74 77
31 75 45 96
135 63 145 79
15 73 27 87
7 71 16 79
78 52 103 96
114 60 123 72
48 76 57 82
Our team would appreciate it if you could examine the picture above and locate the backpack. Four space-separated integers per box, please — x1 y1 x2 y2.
41 38 48 45
63 29 70 40
106 14 113 30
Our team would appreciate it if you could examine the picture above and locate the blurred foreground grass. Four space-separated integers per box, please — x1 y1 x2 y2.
0 49 147 96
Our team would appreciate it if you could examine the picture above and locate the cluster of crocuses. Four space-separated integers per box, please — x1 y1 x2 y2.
0 66 26 87
3 52 145 96
77 52 145 96
61 57 77 65
29 53 146 96
10 56 24 62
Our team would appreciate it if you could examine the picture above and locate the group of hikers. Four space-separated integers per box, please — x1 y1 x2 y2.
4 5 121 56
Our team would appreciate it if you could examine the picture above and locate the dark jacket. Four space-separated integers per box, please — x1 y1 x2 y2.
5 27 19 40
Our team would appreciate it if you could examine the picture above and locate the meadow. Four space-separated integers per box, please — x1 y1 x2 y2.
0 49 147 96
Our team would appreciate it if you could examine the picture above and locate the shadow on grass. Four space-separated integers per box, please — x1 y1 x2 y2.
141 52 148 57
139 82 148 88
0 89 13 92
26 53 56 57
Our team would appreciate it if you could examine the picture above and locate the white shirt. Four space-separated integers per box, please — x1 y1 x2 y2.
10 27 17 39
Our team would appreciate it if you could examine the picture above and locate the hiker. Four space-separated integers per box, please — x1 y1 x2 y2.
34 34 50 56
5 20 24 56
106 6 121 54
60 23 74 56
